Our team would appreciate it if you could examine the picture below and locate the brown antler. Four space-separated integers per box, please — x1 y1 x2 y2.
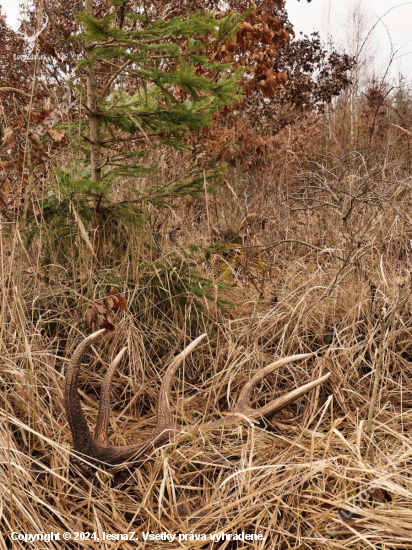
64 330 330 472
64 330 207 470
205 354 330 429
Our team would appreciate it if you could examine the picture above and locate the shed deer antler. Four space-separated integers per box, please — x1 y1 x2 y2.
64 329 330 472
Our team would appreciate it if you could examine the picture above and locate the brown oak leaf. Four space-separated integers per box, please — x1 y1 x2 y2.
105 287 127 312
85 302 115 331
47 128 66 143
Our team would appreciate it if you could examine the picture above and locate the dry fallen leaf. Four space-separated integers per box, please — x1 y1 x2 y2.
338 508 358 524
23 266 45 279
85 288 126 332
47 128 66 142
369 486 390 503
176 502 191 517
105 287 127 312
85 302 115 331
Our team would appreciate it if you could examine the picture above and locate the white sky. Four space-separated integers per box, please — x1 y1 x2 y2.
1 0 412 79
286 0 412 79
0 0 28 31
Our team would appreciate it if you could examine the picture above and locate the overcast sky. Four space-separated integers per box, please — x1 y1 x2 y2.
1 0 412 79
1 0 24 30
286 0 412 79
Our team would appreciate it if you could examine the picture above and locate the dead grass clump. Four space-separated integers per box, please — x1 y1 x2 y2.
2 139 412 548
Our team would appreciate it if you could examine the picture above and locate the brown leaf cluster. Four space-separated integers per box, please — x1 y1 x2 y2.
85 288 127 332
208 5 294 99
46 128 67 144
85 302 115 332
202 123 278 169
105 287 127 312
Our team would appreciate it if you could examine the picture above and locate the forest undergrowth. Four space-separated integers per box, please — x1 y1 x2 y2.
2 128 412 548
1 0 412 548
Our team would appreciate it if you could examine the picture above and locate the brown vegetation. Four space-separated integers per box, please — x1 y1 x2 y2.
1 1 412 548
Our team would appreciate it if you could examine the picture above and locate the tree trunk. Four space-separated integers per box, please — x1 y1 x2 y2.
85 0 101 183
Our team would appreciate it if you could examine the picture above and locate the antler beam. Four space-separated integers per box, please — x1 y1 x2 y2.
64 330 330 472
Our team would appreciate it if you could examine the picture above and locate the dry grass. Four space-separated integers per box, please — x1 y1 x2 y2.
2 146 412 549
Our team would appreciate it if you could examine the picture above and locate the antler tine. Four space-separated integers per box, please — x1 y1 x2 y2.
94 347 128 446
64 329 106 457
64 331 332 474
156 333 207 429
234 353 330 419
64 331 208 471
234 353 314 416
206 353 330 428
88 333 208 466
245 372 331 419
